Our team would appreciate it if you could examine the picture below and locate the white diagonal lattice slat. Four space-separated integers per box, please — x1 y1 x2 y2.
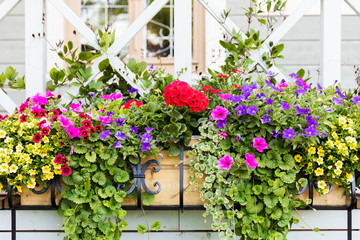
345 0 360 17
48 0 99 49
0 0 21 22
108 0 169 55
197 0 289 82
0 90 17 113
264 0 319 46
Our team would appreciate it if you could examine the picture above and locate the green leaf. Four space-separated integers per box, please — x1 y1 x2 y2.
85 152 97 162
278 154 295 170
151 220 161 231
263 194 278 208
252 185 262 195
219 138 231 150
139 61 147 72
64 209 75 216
258 18 266 25
99 58 110 71
168 143 181 157
128 58 136 72
137 224 147 234
299 178 308 187
79 51 93 61
74 145 88 154
92 172 107 186
114 170 129 183
142 192 155 206
297 68 305 79
167 109 183 120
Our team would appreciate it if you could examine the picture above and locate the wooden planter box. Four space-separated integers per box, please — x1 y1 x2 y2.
21 182 63 206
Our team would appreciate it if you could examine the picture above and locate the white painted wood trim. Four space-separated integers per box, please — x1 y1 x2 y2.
0 0 21 22
265 0 319 46
108 56 148 95
174 0 192 82
47 0 99 50
198 0 288 82
0 90 17 113
320 0 341 87
108 0 169 55
345 0 360 17
25 0 47 98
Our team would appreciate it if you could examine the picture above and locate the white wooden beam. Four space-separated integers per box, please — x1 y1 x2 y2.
174 0 192 81
0 0 21 22
48 0 99 49
25 0 47 98
345 0 360 17
108 56 148 95
0 90 17 113
108 0 169 55
197 0 288 82
320 0 341 87
265 0 319 46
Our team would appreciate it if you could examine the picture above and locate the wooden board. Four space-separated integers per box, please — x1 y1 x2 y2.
21 182 63 206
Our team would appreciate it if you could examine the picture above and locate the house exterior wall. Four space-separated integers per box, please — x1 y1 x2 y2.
227 0 360 89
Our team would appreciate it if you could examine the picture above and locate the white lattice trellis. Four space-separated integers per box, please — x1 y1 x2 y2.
1 0 360 114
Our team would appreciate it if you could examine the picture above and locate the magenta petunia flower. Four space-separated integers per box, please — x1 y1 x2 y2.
46 89 54 97
211 106 229 120
100 94 112 101
58 115 73 128
244 153 258 169
31 93 48 106
110 93 123 100
253 137 268 152
65 125 80 139
69 103 83 113
217 94 232 101
217 155 234 170
98 115 114 125
219 132 228 139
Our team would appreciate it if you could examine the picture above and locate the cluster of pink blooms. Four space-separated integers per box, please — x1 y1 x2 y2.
217 137 267 171
53 154 72 176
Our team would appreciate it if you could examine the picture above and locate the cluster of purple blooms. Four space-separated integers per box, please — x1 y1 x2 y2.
140 128 154 151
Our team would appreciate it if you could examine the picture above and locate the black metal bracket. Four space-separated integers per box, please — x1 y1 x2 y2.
118 159 161 208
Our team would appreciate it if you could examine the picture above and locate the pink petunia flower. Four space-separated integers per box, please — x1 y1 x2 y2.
69 103 83 113
65 125 80 139
98 115 113 125
253 137 268 152
278 82 288 92
218 94 232 101
217 155 234 170
31 93 48 106
110 93 123 100
211 106 229 120
100 95 112 101
219 132 228 139
59 107 68 113
61 165 72 176
244 153 258 169
46 89 54 97
58 115 73 128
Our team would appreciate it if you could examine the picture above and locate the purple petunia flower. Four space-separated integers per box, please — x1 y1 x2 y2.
114 131 126 141
260 114 271 124
100 130 111 140
246 105 258 116
235 105 247 116
334 88 346 99
256 93 266 99
351 96 360 104
235 134 242 142
107 111 114 117
149 64 155 72
333 97 343 105
266 98 274 105
272 129 280 138
216 119 227 129
141 132 153 143
141 142 151 151
129 87 139 94
304 125 317 138
295 89 307 96
295 106 310 115
228 95 244 103
145 127 153 133
306 115 318 126
114 141 123 149
325 108 333 112
289 73 298 81
268 71 274 78
281 101 290 111
282 128 296 140
130 125 139 133
115 118 126 127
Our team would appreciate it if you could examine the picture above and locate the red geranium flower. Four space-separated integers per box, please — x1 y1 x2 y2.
31 110 40 118
122 100 143 109
218 74 228 78
79 126 86 132
40 127 50 136
95 125 102 131
33 133 42 143
79 113 87 119
54 154 63 164
61 166 72 176
82 119 92 128
19 102 28 113
20 114 28 123
52 110 60 117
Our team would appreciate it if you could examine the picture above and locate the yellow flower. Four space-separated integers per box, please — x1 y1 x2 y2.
339 117 347 125
25 158 33 164
0 163 9 172
308 147 316 155
338 143 347 151
43 136 49 143
323 189 329 194
334 168 342 175
10 127 16 132
17 174 23 180
54 169 62 175
4 137 12 143
314 168 324 176
326 140 334 148
316 157 324 165
28 123 34 128
33 149 40 155
46 172 54 180
328 165 333 169
16 185 22 194
40 150 47 158
4 157 11 164
34 142 41 149
9 164 18 173
328 155 334 160
318 180 326 189
318 150 325 157
53 164 61 170
332 132 338 139
5 148 13 155
348 128 356 135
346 173 354 182
334 140 341 147
335 161 343 169
29 169 36 176
27 180 36 189
0 182 3 191
294 154 302 163
354 155 359 161
345 136 356 144
0 130 6 138
42 165 51 173
349 143 357 150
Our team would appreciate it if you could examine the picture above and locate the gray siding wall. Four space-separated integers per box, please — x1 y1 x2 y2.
227 0 360 89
